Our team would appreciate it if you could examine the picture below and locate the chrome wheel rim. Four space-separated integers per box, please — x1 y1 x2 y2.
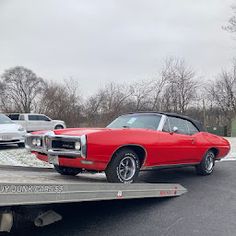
118 156 136 181
205 152 214 171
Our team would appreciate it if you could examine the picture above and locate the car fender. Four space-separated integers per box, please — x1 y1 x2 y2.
109 144 148 166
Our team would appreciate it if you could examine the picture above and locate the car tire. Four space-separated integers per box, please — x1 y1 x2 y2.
18 143 25 148
195 150 215 176
54 125 64 130
105 148 140 183
54 165 82 176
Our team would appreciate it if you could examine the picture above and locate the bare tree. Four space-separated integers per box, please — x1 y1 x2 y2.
161 58 199 113
0 81 5 112
207 61 236 135
83 92 106 126
39 78 82 127
149 76 167 111
130 80 153 111
0 66 46 113
84 82 133 126
82 58 199 127
0 62 208 130
224 5 236 33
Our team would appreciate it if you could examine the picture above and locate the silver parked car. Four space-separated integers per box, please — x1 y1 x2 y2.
0 114 26 147
7 113 66 132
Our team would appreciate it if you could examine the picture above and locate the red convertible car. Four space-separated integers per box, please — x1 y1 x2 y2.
26 112 230 183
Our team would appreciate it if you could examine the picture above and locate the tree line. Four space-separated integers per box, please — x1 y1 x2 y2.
0 57 235 135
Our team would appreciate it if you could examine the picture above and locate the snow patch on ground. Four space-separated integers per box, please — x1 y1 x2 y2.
0 147 52 167
222 137 236 161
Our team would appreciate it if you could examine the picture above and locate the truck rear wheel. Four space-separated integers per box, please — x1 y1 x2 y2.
105 148 140 183
54 165 82 176
54 125 64 130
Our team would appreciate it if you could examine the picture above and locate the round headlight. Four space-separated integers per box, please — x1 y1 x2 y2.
32 138 37 146
36 138 41 147
75 142 81 150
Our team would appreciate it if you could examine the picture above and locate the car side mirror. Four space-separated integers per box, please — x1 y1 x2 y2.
171 126 178 134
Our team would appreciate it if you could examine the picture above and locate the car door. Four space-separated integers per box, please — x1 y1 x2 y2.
18 114 27 130
155 116 198 165
27 115 51 131
36 115 52 130
28 115 40 131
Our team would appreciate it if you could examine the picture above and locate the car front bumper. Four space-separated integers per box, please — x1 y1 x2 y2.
35 152 107 171
0 131 26 145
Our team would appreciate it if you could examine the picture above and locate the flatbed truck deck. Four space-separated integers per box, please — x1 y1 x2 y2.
0 165 187 232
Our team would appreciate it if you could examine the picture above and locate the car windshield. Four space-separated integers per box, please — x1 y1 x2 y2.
107 114 162 130
0 114 13 124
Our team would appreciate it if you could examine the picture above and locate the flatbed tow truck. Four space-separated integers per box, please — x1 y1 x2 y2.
0 165 187 233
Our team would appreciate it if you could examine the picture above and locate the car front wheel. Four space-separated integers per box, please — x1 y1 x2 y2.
105 148 140 183
54 165 82 176
196 150 215 175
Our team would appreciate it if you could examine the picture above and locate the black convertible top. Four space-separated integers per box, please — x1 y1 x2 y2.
125 112 205 132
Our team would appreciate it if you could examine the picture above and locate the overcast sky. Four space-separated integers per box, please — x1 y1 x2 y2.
0 0 235 94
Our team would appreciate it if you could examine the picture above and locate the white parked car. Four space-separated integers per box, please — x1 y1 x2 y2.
7 113 66 132
0 114 26 147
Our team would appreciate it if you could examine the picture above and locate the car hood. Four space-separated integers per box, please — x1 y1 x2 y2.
0 123 23 132
53 128 111 136
36 127 155 137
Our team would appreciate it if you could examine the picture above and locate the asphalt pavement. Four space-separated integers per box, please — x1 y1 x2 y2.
11 160 236 236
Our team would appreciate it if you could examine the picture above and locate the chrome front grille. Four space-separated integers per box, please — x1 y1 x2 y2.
26 133 85 158
51 140 75 150
44 134 81 157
